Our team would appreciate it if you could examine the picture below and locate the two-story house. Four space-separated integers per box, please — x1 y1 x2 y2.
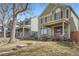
38 3 79 41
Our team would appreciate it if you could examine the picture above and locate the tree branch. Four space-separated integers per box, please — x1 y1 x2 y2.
15 3 28 16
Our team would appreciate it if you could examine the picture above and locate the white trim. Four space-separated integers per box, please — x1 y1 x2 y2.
68 24 70 38
62 22 64 36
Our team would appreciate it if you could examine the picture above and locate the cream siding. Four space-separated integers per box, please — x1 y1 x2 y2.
51 27 54 36
48 28 51 36
71 11 79 31
55 8 61 13
64 25 70 38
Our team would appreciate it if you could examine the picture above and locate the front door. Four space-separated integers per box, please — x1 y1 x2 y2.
54 26 62 35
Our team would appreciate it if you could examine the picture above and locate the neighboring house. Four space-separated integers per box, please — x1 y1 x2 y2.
16 18 31 39
31 16 38 32
16 16 39 39
38 3 79 40
31 16 39 38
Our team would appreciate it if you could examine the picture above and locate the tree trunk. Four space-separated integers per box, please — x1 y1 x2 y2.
8 17 16 43
22 21 25 39
8 4 16 43
22 27 24 39
8 3 28 43
3 27 6 39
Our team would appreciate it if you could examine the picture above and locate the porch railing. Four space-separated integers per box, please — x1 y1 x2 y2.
39 34 70 41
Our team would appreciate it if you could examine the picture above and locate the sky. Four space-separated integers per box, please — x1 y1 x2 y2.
17 3 48 21
65 3 79 15
17 3 79 21
33 3 79 16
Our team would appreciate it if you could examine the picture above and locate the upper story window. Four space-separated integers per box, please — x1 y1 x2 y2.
62 10 65 18
54 12 61 20
52 14 54 20
45 17 47 23
50 15 52 21
40 18 43 24
48 16 50 21
61 11 63 18
25 21 30 25
66 9 69 18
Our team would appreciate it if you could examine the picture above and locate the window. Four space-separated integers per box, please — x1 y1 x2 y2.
41 28 43 35
0 29 1 32
40 28 48 35
43 28 48 34
52 14 54 21
52 11 54 20
62 11 65 18
54 13 56 20
54 26 62 34
48 16 50 21
54 12 61 20
66 9 69 18
40 18 43 24
61 11 63 18
45 17 47 23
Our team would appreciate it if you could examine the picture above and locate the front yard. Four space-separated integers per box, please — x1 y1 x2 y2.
0 39 79 56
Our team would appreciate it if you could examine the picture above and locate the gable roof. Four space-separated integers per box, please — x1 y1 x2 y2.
40 4 56 17
40 3 67 17
40 3 79 20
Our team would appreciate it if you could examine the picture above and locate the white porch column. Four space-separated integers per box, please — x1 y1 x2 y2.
42 26 44 35
68 24 70 38
38 25 41 40
23 27 24 37
62 22 65 36
51 27 54 36
38 28 40 40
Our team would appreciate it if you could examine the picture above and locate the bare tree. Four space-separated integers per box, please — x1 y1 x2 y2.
0 3 11 39
8 3 29 43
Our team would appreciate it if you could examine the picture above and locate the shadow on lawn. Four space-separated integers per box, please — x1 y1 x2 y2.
0 43 9 47
25 39 72 48
56 41 72 47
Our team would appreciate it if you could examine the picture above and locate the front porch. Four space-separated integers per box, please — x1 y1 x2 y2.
39 20 70 41
16 27 31 39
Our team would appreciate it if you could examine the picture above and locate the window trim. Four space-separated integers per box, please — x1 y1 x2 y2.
40 18 43 24
45 17 48 23
66 9 70 18
54 12 61 20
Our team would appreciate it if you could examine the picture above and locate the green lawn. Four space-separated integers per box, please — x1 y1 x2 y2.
0 40 79 56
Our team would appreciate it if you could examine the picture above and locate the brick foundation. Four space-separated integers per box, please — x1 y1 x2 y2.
70 31 79 41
